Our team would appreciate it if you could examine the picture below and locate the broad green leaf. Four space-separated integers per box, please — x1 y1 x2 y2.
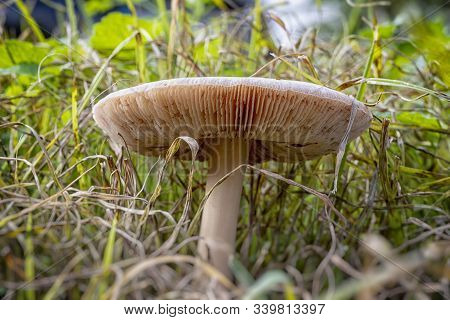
90 12 163 57
4 84 24 104
360 24 396 39
0 63 39 76
0 40 49 67
194 38 221 63
411 21 450 86
0 40 50 75
85 0 116 15
84 0 143 16
397 112 440 129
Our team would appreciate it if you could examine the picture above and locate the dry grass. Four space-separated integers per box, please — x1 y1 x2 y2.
0 0 449 299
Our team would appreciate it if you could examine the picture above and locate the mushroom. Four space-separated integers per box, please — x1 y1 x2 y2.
93 77 372 277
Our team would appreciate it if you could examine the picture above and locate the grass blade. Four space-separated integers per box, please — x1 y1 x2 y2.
242 270 291 300
248 0 262 73
24 213 35 300
15 0 45 42
98 214 118 298
126 0 147 82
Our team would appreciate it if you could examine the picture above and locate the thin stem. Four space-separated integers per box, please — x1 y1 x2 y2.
15 0 45 42
198 139 249 278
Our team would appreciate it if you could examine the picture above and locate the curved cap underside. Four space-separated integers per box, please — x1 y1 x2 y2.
93 77 372 162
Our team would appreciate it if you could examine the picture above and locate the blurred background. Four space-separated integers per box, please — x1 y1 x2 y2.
1 0 448 42
0 0 449 300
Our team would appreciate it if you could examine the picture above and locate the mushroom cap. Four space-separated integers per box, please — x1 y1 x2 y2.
93 77 372 162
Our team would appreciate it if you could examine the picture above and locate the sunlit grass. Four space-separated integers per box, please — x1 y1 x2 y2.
0 0 448 300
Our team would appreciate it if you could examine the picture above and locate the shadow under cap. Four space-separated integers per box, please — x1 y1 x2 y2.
93 77 372 162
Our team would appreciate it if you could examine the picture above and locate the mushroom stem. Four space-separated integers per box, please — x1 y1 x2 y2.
198 138 249 277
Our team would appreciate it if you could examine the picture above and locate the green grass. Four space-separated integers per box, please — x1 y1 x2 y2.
0 0 449 299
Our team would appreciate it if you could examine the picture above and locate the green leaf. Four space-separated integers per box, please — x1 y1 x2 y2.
397 112 440 129
229 258 254 288
0 63 39 76
411 21 450 86
194 38 221 63
61 109 72 124
360 24 396 39
399 166 446 179
4 84 24 99
84 0 143 16
85 0 116 15
0 40 48 67
0 40 49 75
242 270 291 299
90 12 163 57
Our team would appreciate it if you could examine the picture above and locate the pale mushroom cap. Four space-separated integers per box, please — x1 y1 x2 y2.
93 77 372 162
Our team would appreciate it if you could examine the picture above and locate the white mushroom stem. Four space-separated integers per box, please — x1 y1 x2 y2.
198 138 249 277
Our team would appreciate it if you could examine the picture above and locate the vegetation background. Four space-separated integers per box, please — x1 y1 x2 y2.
0 0 449 299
